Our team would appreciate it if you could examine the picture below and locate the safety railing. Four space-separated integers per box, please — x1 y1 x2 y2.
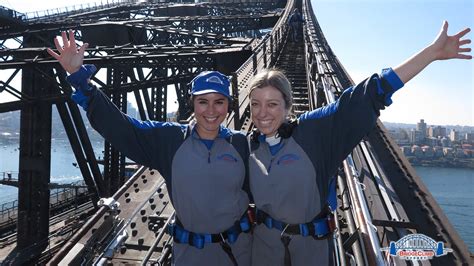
301 0 387 265
0 6 26 21
22 0 134 22
1 171 18 181
0 180 89 227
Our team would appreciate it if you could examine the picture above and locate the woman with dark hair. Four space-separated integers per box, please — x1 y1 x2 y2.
47 30 252 266
247 21 471 266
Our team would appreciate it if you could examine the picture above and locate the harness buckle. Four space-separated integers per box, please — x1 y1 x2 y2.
280 224 292 238
219 233 227 244
247 205 256 225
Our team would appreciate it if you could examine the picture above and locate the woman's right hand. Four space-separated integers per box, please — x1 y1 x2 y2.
47 29 89 74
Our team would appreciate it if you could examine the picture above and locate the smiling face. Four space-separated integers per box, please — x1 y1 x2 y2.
250 85 289 137
193 93 229 140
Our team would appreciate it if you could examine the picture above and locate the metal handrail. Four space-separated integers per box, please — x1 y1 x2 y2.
22 0 134 21
0 180 88 220
302 0 385 264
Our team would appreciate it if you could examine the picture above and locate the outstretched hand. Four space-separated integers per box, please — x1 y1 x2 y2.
47 30 89 74
431 21 471 60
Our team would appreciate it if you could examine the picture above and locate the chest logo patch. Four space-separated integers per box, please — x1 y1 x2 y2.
217 153 238 162
277 154 300 165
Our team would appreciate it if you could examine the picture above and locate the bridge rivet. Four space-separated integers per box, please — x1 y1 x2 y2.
120 246 127 254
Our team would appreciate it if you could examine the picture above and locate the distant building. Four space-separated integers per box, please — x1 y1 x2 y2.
454 148 465 158
390 128 410 145
126 101 139 119
416 119 427 138
428 126 447 138
167 112 178 122
464 149 473 157
443 147 453 157
441 137 451 147
412 145 423 157
450 129 460 142
426 137 439 147
421 145 434 158
433 146 444 158
465 132 474 142
401 146 412 156
409 129 424 144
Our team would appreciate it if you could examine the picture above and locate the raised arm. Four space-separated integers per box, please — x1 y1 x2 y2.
394 21 471 84
46 30 185 174
46 30 88 74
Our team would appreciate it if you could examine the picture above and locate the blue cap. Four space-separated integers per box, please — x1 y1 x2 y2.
190 71 232 99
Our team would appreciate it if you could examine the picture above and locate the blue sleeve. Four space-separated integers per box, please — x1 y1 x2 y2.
296 68 403 179
67 64 97 111
299 68 403 121
66 65 185 174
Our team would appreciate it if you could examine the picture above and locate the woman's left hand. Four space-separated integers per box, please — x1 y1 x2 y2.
431 21 471 60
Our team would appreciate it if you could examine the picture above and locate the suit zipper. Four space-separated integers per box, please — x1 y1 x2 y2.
268 157 274 172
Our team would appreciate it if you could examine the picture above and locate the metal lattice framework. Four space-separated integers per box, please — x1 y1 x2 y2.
0 0 472 265
0 0 284 259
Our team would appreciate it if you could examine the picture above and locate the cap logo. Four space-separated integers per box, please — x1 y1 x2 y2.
206 76 224 85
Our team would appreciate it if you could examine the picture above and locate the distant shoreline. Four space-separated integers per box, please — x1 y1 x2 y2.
408 157 474 170
0 135 104 144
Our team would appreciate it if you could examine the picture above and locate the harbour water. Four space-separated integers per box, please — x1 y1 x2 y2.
0 139 103 204
0 141 472 252
414 166 474 252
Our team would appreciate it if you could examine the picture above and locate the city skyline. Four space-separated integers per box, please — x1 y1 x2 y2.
0 0 472 126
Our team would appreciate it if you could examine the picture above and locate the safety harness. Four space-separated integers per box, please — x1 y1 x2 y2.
167 125 252 265
169 212 251 266
255 177 338 266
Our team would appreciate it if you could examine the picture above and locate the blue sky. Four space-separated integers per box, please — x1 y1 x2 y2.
1 0 472 126
312 0 473 126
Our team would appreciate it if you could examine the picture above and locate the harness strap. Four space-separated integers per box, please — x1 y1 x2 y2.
280 235 292 266
170 215 251 247
220 240 238 266
169 212 251 265
256 209 334 238
168 218 251 266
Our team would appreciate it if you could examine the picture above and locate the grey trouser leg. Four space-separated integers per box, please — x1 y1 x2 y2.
251 225 330 266
172 232 252 266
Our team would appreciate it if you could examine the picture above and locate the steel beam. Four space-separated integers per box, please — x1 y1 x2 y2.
15 32 55 261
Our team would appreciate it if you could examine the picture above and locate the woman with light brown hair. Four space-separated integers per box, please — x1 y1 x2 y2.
248 21 471 266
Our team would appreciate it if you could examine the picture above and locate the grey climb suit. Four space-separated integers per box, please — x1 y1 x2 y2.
249 69 404 266
67 66 251 266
